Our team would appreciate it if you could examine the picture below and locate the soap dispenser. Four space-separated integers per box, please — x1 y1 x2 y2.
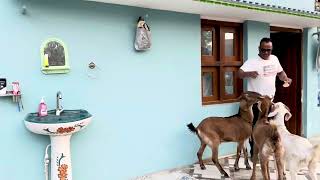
38 97 48 117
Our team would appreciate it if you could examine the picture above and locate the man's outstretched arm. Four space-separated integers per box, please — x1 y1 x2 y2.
277 71 292 84
238 69 259 79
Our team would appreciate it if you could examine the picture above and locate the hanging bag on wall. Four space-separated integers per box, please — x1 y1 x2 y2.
313 29 320 72
134 17 151 51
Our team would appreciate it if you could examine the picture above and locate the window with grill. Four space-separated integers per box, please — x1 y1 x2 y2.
201 20 243 105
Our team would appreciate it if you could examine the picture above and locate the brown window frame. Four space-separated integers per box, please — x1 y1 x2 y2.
201 20 243 105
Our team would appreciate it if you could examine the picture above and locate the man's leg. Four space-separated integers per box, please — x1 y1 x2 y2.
250 103 259 157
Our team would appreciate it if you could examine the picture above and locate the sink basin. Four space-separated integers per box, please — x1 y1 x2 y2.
24 109 92 136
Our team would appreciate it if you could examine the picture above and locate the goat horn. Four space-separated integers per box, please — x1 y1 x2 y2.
238 93 249 100
244 91 262 96
257 96 264 99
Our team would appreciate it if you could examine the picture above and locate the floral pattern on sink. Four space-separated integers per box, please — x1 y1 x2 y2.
43 122 85 135
58 164 68 180
57 153 68 180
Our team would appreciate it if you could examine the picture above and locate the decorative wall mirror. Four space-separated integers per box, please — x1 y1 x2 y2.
40 38 70 74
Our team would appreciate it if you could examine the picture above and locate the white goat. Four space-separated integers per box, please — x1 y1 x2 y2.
268 102 320 180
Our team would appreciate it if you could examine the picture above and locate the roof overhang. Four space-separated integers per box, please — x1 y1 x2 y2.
87 0 320 29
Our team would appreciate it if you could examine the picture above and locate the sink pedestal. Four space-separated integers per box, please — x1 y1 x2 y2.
51 135 73 180
24 109 92 180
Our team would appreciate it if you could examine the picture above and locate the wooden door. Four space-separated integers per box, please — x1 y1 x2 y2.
271 29 302 135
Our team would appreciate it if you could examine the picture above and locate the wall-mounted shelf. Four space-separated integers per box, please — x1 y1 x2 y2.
0 91 23 111
0 93 20 97
0 91 21 97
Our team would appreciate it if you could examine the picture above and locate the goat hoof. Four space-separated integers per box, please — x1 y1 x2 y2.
200 165 206 170
234 167 240 171
246 166 252 170
223 173 230 178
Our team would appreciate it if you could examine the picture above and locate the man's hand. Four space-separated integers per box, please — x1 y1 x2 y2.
283 77 292 87
285 77 292 84
245 71 259 79
278 71 292 87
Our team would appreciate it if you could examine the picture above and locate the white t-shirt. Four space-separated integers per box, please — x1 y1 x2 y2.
240 55 283 98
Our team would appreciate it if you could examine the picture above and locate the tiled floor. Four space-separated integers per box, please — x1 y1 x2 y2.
134 155 320 180
133 136 320 180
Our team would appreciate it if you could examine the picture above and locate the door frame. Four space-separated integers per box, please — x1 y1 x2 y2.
270 26 303 135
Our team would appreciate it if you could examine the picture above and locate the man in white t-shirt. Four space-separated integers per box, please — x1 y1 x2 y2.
238 37 292 157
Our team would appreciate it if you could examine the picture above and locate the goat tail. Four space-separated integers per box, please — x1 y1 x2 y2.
268 124 281 146
187 123 198 134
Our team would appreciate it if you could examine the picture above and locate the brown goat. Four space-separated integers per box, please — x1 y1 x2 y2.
187 92 262 178
250 96 284 180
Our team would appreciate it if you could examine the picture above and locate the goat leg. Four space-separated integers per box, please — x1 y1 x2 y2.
260 154 270 180
308 160 318 180
288 160 298 180
275 155 286 177
243 146 251 169
211 146 229 178
274 149 284 180
283 160 286 175
290 170 297 180
250 145 259 180
197 142 206 170
308 170 317 180
275 158 284 180
234 142 243 171
267 161 270 180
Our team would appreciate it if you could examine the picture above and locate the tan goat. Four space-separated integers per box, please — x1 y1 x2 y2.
187 92 262 178
250 96 285 180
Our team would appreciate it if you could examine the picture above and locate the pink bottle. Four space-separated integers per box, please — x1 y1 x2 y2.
38 97 48 117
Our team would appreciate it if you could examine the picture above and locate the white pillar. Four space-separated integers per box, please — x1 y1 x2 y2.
50 135 73 180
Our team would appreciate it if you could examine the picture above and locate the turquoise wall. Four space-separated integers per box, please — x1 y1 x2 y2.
302 27 320 138
243 21 270 61
252 0 315 12
243 21 269 91
0 0 239 179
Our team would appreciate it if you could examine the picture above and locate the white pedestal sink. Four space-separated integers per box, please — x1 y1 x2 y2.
24 109 92 180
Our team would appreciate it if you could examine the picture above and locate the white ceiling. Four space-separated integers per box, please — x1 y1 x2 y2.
87 0 320 29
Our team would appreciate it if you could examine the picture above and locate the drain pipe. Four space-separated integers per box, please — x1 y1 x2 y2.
44 144 51 180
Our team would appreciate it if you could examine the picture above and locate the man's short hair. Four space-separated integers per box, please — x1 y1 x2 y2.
260 37 272 46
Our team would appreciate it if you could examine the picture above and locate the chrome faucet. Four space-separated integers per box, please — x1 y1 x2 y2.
56 91 64 116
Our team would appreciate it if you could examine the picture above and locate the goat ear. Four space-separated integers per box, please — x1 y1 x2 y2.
268 110 277 118
239 100 248 111
284 112 292 121
257 101 262 112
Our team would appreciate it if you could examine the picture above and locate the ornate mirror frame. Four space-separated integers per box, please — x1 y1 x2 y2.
40 38 70 74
